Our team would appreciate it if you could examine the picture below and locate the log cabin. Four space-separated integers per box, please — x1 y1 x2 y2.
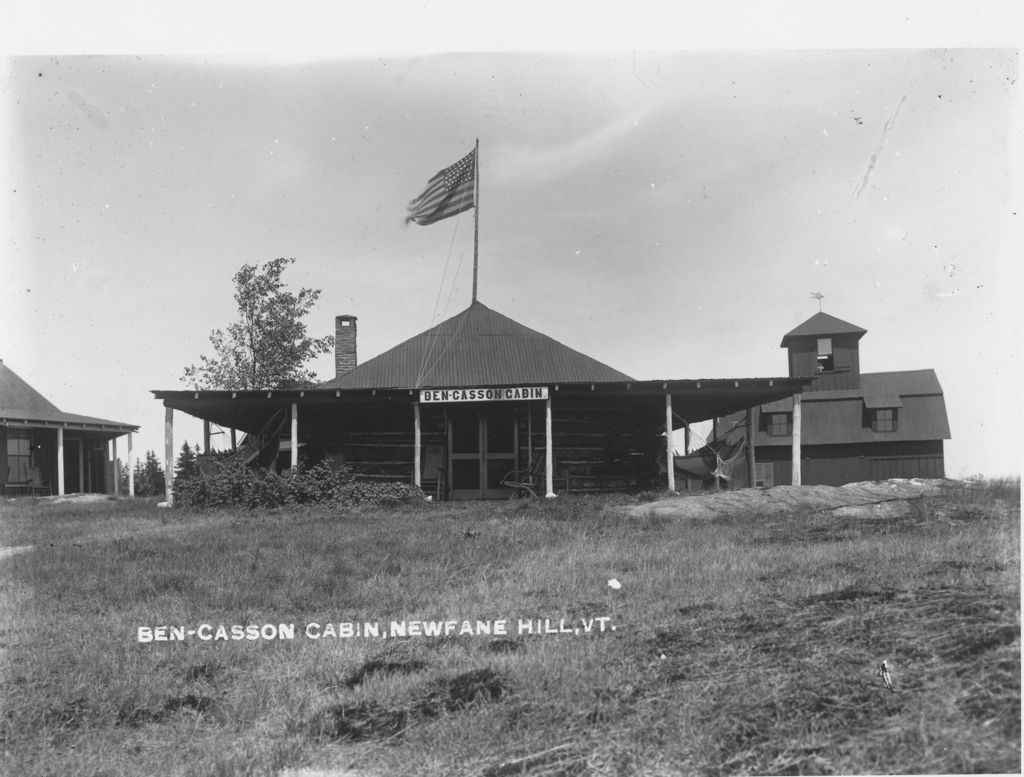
153 301 813 502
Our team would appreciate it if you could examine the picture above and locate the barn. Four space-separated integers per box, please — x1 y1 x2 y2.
153 301 813 502
717 311 951 487
0 360 139 497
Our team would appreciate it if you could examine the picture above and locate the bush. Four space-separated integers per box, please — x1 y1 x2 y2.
173 461 426 510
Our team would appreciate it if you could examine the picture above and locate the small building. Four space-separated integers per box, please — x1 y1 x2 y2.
154 301 812 502
0 360 139 497
718 311 951 487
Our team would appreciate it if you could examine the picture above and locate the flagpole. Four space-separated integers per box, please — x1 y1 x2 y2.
472 138 480 304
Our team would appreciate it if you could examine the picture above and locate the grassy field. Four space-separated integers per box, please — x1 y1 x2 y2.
0 479 1018 776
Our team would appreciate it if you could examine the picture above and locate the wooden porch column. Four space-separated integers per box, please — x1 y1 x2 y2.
544 396 555 498
791 393 802 486
527 404 533 470
746 407 755 488
290 403 299 470
57 427 65 496
203 421 211 454
413 402 422 487
112 437 119 498
164 406 174 506
665 393 676 493
127 432 134 497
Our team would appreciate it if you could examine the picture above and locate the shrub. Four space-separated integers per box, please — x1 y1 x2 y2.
173 461 425 510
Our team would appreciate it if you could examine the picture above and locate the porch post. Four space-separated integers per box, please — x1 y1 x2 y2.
544 395 555 498
746 407 755 487
527 403 533 470
112 437 119 498
164 406 174 505
290 402 299 470
57 427 65 496
413 402 422 487
665 393 676 493
127 432 135 497
791 393 802 486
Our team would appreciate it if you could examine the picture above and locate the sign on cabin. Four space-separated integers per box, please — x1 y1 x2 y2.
419 386 549 403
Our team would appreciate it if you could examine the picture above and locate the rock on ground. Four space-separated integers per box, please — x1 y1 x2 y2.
621 478 949 520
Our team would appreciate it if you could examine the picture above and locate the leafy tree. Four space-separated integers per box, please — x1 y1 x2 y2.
182 257 334 390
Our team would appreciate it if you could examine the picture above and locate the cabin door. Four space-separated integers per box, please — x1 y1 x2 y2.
448 407 517 499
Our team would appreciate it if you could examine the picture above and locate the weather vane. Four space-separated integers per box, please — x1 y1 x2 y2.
811 291 824 312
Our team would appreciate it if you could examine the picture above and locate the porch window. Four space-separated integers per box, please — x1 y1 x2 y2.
5 429 31 483
816 337 834 373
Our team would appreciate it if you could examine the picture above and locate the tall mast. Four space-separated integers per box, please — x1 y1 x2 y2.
472 138 480 304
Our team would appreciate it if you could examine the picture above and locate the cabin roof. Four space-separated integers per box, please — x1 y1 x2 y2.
0 361 138 432
320 301 634 389
780 312 868 347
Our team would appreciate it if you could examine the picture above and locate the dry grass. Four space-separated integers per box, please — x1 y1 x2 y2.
0 479 1018 776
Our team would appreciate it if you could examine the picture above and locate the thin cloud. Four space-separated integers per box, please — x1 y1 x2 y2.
490 106 660 187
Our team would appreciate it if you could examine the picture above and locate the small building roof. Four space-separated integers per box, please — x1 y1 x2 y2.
780 312 868 347
320 301 634 390
0 360 138 434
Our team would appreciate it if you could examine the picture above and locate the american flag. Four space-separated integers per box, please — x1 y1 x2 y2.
405 149 476 226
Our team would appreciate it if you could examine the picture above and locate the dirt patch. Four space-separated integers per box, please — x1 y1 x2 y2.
42 698 90 729
343 658 427 689
416 668 511 716
116 694 215 728
307 668 512 744
308 699 408 742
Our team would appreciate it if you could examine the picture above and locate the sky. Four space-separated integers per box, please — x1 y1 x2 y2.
1 3 1021 479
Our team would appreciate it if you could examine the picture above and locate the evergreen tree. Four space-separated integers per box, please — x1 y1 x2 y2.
132 450 166 497
174 442 199 487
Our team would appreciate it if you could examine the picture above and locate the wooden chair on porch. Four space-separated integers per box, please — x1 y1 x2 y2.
2 465 50 497
500 451 548 498
420 444 448 501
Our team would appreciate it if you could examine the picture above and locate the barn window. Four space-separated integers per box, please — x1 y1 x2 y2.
871 408 898 433
766 412 792 437
816 337 834 373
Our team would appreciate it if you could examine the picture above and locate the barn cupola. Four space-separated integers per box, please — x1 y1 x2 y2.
780 312 867 391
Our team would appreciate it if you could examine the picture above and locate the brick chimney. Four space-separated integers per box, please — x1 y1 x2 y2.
335 315 358 377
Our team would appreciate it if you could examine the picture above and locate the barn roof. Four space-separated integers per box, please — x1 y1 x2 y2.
0 360 138 433
320 301 634 389
753 368 950 444
780 312 868 347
